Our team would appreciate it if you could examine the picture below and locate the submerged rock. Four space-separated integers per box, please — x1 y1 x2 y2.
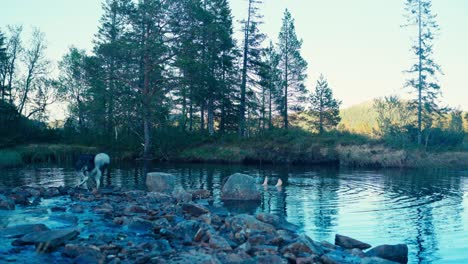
146 172 176 193
13 228 79 252
365 244 408 264
221 173 261 201
182 203 210 217
0 194 15 210
0 224 50 238
335 234 371 250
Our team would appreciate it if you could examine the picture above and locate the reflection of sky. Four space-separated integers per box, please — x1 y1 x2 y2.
1 165 467 263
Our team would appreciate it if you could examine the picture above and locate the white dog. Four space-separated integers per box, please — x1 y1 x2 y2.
75 153 110 189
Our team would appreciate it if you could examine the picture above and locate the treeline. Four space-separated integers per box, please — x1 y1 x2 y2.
1 0 341 157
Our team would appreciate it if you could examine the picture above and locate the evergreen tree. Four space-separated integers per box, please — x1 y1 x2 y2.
277 9 307 129
403 0 442 145
308 74 341 134
239 0 264 137
0 30 8 101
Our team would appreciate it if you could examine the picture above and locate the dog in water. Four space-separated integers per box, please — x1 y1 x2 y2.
75 153 110 189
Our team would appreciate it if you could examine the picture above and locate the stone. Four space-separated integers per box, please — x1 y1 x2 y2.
173 220 200 242
256 213 281 226
168 251 221 264
227 214 276 234
256 254 287 264
50 214 79 225
13 229 79 252
42 187 60 198
216 252 255 264
0 194 15 210
281 234 324 257
126 218 154 233
365 244 408 264
70 204 85 214
335 234 371 250
145 192 173 203
209 235 232 251
320 250 361 264
0 224 50 238
9 193 30 206
173 188 192 203
182 203 210 217
192 189 211 200
221 173 261 201
361 257 399 264
51 206 67 212
63 244 102 259
146 172 176 193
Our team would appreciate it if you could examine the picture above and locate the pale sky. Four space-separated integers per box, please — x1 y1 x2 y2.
2 0 467 119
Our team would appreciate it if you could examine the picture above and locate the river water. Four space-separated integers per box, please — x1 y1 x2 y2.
0 163 467 264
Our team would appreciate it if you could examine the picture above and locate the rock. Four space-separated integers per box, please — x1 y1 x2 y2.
146 172 176 193
9 193 30 206
42 187 60 198
168 251 221 264
70 204 85 214
0 194 15 210
51 206 67 212
173 188 192 203
365 244 408 264
221 173 261 201
348 248 366 258
0 224 50 238
227 214 276 234
126 217 154 233
256 254 287 264
192 189 211 200
144 192 173 203
209 235 232 251
50 214 79 225
361 257 399 264
335 234 371 250
124 205 147 214
320 250 361 264
182 203 210 217
256 213 281 226
173 220 200 243
238 242 252 252
281 234 324 257
63 244 102 260
13 229 79 252
216 252 254 264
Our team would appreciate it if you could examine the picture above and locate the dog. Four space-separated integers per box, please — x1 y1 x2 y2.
75 153 110 189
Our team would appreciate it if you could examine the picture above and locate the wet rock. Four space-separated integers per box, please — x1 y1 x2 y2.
146 172 176 193
13 228 79 252
238 241 252 252
124 190 146 199
256 213 281 226
0 194 15 210
63 244 102 260
9 192 30 206
347 248 366 258
320 249 361 264
93 203 114 216
31 196 41 206
335 234 371 250
227 214 276 234
145 192 173 203
296 255 321 264
361 257 399 264
365 244 408 264
50 214 79 225
0 224 50 238
281 234 324 257
256 254 287 264
70 204 85 214
152 239 174 255
126 217 154 233
124 205 147 214
51 206 67 212
182 203 210 217
153 218 172 232
192 189 211 200
252 245 279 255
173 188 192 203
216 252 254 264
168 251 221 264
25 208 49 215
209 235 232 251
42 187 60 198
173 220 200 243
221 173 261 201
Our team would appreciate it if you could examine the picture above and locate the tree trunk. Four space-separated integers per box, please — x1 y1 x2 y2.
207 99 214 135
417 0 422 145
239 0 252 137
200 102 205 132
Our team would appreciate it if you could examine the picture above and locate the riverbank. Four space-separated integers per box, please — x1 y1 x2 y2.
1 129 467 169
0 181 408 263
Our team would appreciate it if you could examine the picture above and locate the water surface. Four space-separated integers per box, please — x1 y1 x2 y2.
1 163 467 264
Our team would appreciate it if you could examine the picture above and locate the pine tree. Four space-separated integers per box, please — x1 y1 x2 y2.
308 75 341 134
239 0 264 137
403 0 442 145
277 9 307 129
0 30 8 101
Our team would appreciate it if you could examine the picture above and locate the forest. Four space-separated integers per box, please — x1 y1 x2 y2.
0 0 467 167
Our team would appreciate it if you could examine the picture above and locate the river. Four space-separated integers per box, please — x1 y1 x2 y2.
1 163 467 264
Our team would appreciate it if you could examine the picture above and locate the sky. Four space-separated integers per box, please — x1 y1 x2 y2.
1 0 467 121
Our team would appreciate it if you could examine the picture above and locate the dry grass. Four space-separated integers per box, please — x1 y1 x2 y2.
336 144 407 168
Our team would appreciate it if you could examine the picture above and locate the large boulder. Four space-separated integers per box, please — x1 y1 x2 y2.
221 173 261 201
335 234 371 250
12 228 79 252
365 244 408 264
146 172 176 193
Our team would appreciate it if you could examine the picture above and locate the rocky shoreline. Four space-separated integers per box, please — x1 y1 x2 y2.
0 173 408 264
